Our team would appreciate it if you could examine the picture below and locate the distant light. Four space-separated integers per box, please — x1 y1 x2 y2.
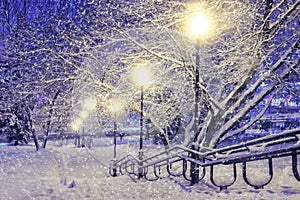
79 110 89 119
189 12 210 37
71 119 82 131
83 97 96 111
71 123 78 131
111 101 123 114
132 65 152 87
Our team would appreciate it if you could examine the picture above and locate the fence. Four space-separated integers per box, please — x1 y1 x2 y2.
109 128 300 190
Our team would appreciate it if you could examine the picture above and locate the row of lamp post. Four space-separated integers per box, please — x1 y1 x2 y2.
72 10 211 180
109 11 210 179
70 65 152 177
71 98 96 148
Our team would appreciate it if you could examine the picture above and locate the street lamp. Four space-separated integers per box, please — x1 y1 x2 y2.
82 98 96 147
71 120 81 147
189 12 210 38
83 97 96 112
79 110 89 147
71 97 96 148
109 99 123 176
188 11 210 185
132 65 152 178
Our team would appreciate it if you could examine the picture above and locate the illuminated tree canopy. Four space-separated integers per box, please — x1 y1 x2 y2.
0 0 299 150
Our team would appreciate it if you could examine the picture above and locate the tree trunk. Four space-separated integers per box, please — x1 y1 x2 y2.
42 90 60 148
32 129 40 151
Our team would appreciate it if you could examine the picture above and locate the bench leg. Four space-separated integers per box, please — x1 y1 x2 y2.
292 150 300 182
182 160 205 183
242 158 273 189
210 163 237 190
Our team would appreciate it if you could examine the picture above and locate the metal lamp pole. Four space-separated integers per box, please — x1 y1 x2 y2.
139 86 144 151
194 44 200 132
110 99 123 177
132 65 151 179
138 85 144 178
187 11 210 185
113 112 117 177
189 11 209 122
191 44 201 185
82 121 85 147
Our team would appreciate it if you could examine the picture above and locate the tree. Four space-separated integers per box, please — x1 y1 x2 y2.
82 0 299 149
0 0 88 149
0 0 298 151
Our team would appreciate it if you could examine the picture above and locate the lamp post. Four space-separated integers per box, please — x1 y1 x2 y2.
71 97 96 148
71 122 80 147
110 99 123 177
132 65 152 178
79 110 88 147
188 11 210 185
81 98 96 147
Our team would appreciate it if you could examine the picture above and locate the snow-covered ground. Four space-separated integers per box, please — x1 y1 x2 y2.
0 139 300 200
